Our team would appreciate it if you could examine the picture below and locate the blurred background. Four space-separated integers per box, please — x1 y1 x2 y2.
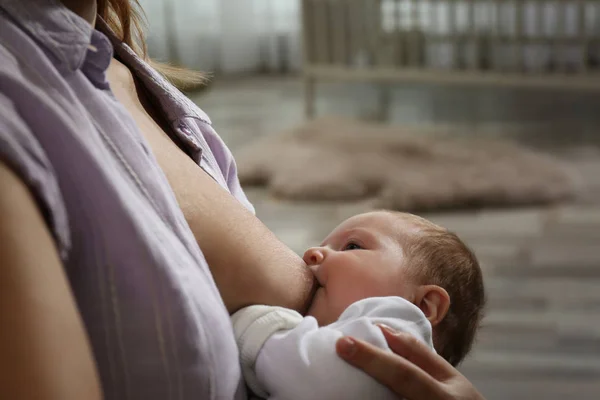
141 1 600 399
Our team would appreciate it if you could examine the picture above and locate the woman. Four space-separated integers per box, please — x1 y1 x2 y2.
0 0 482 398
1 0 312 398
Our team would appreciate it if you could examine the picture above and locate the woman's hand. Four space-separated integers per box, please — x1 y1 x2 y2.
336 325 485 400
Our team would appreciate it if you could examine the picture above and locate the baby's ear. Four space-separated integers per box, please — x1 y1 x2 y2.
415 285 450 327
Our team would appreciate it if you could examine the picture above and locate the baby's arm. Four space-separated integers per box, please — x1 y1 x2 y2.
232 297 433 400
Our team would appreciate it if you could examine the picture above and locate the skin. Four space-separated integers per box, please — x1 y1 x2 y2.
304 211 450 329
0 163 103 400
60 0 97 25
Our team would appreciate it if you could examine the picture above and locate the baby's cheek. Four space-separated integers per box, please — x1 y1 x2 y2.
329 291 361 320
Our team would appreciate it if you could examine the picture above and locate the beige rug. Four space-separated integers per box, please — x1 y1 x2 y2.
236 117 580 211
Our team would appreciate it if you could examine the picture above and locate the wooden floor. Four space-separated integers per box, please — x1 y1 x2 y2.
191 76 600 400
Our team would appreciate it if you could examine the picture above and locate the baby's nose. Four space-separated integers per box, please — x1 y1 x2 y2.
303 247 325 266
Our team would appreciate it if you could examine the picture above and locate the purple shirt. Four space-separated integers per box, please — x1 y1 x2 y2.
0 0 253 398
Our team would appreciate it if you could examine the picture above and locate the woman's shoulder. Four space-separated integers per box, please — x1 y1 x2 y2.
0 84 71 260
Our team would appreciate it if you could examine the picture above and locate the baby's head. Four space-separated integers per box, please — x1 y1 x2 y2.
304 210 485 366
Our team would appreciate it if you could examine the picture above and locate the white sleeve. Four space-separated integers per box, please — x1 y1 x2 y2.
231 305 304 397
235 297 434 400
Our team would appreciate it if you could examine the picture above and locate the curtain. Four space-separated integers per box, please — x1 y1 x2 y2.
140 0 302 74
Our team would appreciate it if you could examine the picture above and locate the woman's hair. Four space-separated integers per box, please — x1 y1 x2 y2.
97 0 207 89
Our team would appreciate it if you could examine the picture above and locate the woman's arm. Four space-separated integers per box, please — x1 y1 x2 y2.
0 162 102 400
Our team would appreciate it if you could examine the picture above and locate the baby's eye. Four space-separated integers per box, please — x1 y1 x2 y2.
343 242 362 251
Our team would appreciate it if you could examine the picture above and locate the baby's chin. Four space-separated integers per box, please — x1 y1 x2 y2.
306 288 339 326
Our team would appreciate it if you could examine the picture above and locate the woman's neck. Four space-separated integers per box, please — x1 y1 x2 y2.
61 0 97 25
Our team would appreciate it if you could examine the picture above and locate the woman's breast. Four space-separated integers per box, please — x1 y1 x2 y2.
106 58 235 225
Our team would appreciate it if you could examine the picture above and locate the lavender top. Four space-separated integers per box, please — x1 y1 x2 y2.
0 0 253 398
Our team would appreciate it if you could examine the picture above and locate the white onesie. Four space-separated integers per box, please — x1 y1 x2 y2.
231 296 434 400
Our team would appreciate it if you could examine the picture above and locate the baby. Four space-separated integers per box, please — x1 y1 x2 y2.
232 210 485 400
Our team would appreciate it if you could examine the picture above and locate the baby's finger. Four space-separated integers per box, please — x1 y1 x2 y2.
379 325 454 381
336 337 447 400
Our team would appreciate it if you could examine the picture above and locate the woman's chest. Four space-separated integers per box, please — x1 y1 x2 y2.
104 59 254 246
105 59 227 205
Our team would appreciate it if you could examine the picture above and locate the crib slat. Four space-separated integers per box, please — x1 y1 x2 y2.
479 0 494 69
492 0 503 71
579 0 589 72
354 0 366 66
468 0 479 70
431 0 451 69
346 0 356 66
394 0 404 66
531 0 541 40
362 0 372 65
528 0 542 72
353 0 364 59
313 0 330 64
593 0 600 70
410 0 419 29
407 0 421 66
330 0 347 65
301 0 314 65
362 0 377 67
447 0 459 69
528 0 542 39
439 0 447 69
427 0 441 69
540 0 553 73
555 0 566 72
301 0 316 118
345 0 356 66
594 0 600 69
407 0 415 66
371 0 384 67
515 0 524 72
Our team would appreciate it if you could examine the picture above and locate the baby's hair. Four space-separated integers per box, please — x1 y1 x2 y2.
387 211 486 367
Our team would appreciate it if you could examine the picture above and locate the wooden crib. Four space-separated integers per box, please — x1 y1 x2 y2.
301 0 600 118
